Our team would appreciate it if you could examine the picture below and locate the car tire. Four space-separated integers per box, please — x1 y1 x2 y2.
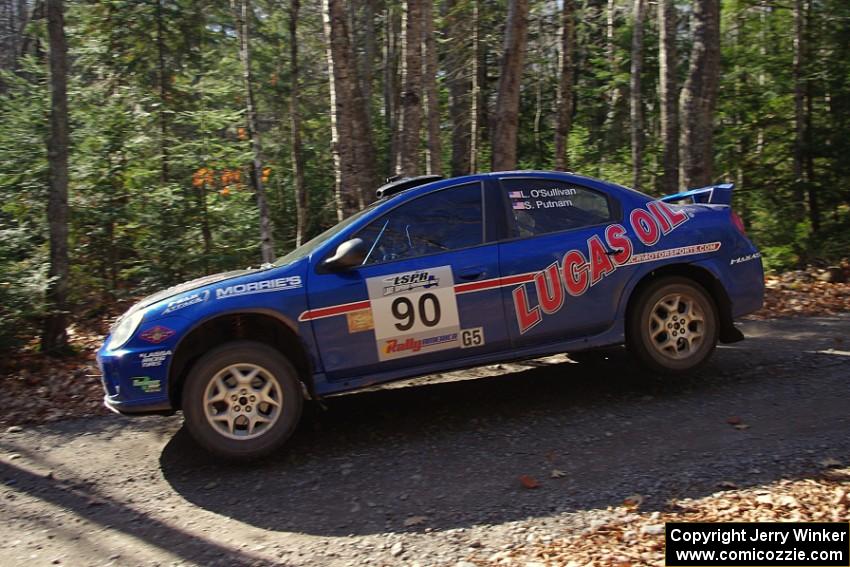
627 277 719 374
182 340 303 460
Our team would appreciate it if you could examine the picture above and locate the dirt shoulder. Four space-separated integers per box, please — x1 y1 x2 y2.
0 314 848 566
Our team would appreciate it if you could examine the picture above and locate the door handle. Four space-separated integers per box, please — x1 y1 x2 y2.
458 271 484 280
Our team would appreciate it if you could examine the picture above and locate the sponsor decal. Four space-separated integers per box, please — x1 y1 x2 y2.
132 376 162 393
460 327 485 349
627 242 721 265
162 290 209 314
382 332 459 355
346 309 374 333
381 271 440 296
139 349 172 368
139 325 176 344
510 201 713 334
216 276 302 299
730 252 761 265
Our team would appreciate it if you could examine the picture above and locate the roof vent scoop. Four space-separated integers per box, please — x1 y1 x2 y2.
376 175 443 199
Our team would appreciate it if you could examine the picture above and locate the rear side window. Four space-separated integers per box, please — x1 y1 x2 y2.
501 178 613 238
357 182 483 265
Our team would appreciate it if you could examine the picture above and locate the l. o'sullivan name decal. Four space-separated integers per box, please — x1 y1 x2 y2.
512 200 721 334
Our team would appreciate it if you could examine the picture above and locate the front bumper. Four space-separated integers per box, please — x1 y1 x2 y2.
97 344 175 417
104 393 175 416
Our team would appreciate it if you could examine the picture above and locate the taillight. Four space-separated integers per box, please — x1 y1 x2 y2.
731 211 747 235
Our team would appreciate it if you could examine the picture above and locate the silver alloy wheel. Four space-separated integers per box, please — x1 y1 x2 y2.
647 292 705 360
203 363 282 440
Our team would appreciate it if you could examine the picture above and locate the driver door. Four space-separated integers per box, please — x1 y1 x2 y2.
305 182 510 382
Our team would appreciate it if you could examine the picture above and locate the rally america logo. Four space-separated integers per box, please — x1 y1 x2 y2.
382 271 440 296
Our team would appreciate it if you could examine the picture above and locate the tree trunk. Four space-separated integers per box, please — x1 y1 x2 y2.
397 0 423 176
679 0 720 189
323 0 377 215
42 0 70 352
290 0 307 246
232 0 275 262
360 0 376 123
658 0 679 193
554 0 574 171
445 0 471 176
155 0 170 184
383 3 401 175
630 0 645 191
470 0 480 172
491 0 529 171
792 0 807 223
801 0 818 232
422 0 442 176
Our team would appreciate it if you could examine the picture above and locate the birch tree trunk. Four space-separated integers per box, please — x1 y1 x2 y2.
42 0 69 352
289 0 307 246
658 0 679 193
491 0 529 172
469 0 480 172
554 0 575 171
156 0 170 184
629 0 645 191
232 0 275 262
679 0 720 189
397 0 423 176
422 0 442 176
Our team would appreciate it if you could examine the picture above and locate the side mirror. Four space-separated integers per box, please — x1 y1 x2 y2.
322 238 368 271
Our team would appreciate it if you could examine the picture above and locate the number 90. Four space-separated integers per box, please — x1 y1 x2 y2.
391 293 441 331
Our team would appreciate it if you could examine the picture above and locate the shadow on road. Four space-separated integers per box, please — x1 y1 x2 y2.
159 329 850 536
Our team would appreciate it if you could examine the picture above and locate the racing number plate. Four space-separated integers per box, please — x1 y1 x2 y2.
366 266 461 361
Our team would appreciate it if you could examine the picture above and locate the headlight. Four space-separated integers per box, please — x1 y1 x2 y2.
106 310 145 351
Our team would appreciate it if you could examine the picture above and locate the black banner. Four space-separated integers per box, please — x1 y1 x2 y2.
665 522 850 566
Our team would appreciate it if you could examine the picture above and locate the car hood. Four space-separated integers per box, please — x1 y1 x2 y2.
118 268 258 323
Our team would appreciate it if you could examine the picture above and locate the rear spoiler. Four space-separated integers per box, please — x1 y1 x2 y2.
660 183 734 206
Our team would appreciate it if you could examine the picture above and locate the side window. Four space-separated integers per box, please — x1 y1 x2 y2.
502 178 613 238
357 183 483 265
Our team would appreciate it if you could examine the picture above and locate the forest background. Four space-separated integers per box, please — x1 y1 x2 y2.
1 0 848 353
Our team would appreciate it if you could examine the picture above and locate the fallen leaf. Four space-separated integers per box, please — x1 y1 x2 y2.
733 423 750 430
718 480 739 489
726 416 742 425
623 494 643 508
519 475 540 489
820 457 842 468
550 469 566 479
403 515 427 527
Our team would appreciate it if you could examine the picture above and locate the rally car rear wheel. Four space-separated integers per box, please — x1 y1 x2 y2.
182 341 302 460
627 277 718 374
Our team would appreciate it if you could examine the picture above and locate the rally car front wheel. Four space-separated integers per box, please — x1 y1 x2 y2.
627 277 719 374
182 341 302 460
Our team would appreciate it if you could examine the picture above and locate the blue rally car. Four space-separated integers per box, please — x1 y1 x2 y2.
97 171 764 459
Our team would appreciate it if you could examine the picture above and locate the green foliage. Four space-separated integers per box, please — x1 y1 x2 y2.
1 0 849 352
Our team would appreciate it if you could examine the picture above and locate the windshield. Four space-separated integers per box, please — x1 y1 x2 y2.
273 200 383 267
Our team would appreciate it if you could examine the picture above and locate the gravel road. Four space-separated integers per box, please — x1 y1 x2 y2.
1 315 848 567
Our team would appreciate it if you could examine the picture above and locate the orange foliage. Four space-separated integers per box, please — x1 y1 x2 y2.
237 127 248 140
191 168 214 188
220 169 241 186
